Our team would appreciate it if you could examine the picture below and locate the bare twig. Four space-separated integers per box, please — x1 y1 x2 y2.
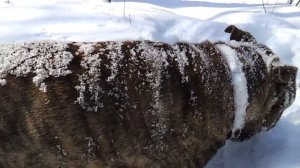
123 0 126 17
262 0 267 13
261 0 267 13
129 14 131 24
4 0 11 4
272 0 279 13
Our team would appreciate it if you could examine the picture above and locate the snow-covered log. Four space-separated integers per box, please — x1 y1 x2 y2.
0 26 297 168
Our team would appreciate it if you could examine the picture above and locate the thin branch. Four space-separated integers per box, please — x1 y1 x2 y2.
123 0 126 17
272 0 279 13
262 0 267 13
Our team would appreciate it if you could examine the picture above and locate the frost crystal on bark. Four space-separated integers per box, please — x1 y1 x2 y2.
75 43 104 112
0 41 73 92
136 41 169 150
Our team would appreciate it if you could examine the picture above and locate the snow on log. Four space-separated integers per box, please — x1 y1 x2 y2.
0 26 297 168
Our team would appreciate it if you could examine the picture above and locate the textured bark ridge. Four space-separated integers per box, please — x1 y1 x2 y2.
0 26 297 168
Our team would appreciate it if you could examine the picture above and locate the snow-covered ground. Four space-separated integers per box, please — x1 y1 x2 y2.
1 0 300 167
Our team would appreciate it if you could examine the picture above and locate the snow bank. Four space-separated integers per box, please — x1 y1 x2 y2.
206 102 300 168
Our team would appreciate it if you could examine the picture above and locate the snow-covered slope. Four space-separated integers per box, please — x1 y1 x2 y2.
1 0 300 167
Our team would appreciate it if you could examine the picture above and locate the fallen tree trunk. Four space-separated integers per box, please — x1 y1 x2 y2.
0 25 297 168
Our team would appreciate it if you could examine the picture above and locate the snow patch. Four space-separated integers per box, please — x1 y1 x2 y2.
75 43 103 112
78 43 95 56
0 79 6 86
172 44 189 79
227 41 279 72
190 44 209 66
136 41 169 150
216 44 249 136
0 41 73 92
